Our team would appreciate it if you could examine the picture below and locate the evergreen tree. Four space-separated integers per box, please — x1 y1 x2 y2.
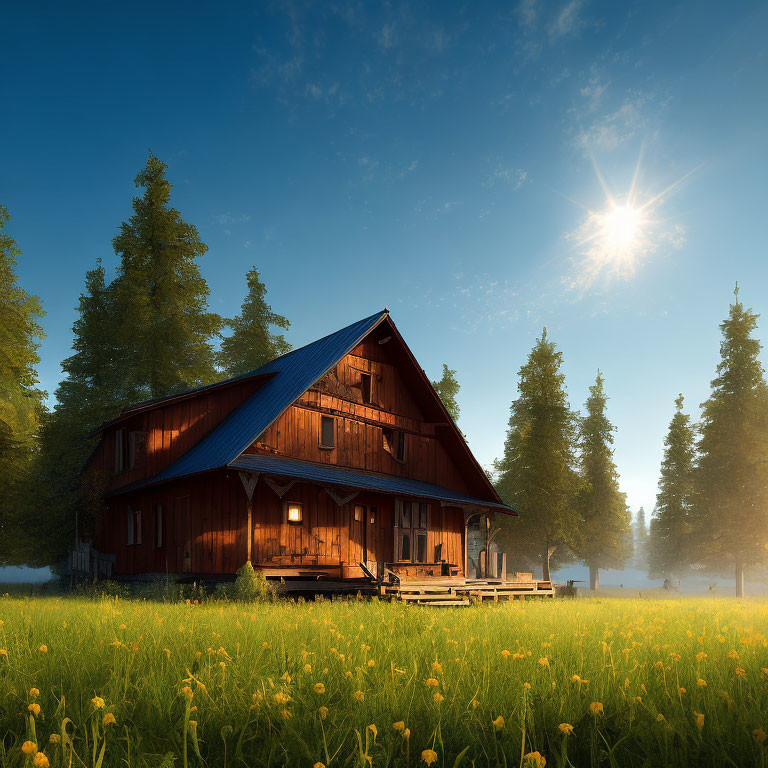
690 287 768 597
112 153 221 401
633 507 649 569
494 329 580 580
218 266 290 376
574 372 632 590
648 395 695 580
431 364 461 423
0 206 45 565
31 262 124 564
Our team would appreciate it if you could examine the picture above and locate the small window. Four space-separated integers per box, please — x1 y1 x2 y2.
114 428 130 473
154 504 164 548
354 505 363 522
400 531 411 561
286 501 303 524
383 428 406 462
360 373 373 404
416 532 427 563
320 416 335 448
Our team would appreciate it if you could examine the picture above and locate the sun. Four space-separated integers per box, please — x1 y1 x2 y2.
602 204 642 252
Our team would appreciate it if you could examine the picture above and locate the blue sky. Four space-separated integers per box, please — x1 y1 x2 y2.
1 1 767 515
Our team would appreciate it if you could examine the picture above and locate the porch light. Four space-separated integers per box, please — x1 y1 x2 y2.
287 503 303 523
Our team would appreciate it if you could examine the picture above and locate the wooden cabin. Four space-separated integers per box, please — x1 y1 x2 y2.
85 310 516 590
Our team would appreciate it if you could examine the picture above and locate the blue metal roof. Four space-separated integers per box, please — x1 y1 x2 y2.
149 310 388 485
229 453 515 513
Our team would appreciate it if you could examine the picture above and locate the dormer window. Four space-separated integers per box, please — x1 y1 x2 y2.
320 415 335 449
360 372 373 404
113 429 147 474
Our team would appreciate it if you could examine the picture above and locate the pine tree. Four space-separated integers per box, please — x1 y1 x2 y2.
0 206 45 565
218 267 290 376
648 395 695 580
633 507 649 569
494 329 580 580
112 153 221 401
574 372 632 590
31 262 125 564
690 287 768 597
431 364 460 423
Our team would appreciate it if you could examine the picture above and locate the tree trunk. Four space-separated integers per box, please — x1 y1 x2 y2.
735 560 745 598
589 564 599 591
542 551 550 582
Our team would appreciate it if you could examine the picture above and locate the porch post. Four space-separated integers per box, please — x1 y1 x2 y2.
238 472 260 563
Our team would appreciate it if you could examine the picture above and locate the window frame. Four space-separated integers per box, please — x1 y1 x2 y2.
383 428 407 463
393 499 429 563
285 500 304 525
360 372 373 404
126 505 142 546
319 415 335 449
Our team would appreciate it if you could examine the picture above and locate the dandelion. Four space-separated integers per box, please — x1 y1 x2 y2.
39 645 48 654
353 690 365 702
304 663 312 673
501 649 511 658
421 749 438 765
523 682 531 690
492 715 505 730
523 751 546 767
21 741 37 755
558 723 574 735
697 678 707 688
29 688 40 698
28 703 41 716
679 687 687 695
433 692 444 703
538 657 549 668
92 696 106 709
367 659 375 667
313 683 326 694
189 720 198 729
393 721 405 732
426 678 439 687
694 711 705 730
32 754 49 768
590 701 604 716
314 763 326 768
0 649 6 658
103 713 117 727
318 706 328 720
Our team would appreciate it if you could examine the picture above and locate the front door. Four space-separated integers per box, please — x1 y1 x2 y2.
465 513 487 579
352 503 378 578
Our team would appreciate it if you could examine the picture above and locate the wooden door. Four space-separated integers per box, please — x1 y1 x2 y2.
365 506 378 577
175 496 191 573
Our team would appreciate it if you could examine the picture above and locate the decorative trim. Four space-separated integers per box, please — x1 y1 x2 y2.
323 486 359 507
264 476 296 498
238 471 260 501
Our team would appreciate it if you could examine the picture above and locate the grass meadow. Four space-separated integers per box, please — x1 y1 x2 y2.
0 595 767 768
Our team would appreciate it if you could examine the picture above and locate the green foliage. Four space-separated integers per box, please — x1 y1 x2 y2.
689 287 768 592
111 152 222 401
632 506 649 569
649 396 696 579
0 206 46 565
431 364 461 423
233 560 272 602
494 329 580 578
0 596 765 768
574 372 632 583
218 267 290 376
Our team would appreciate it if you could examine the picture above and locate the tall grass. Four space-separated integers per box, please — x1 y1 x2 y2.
0 596 767 767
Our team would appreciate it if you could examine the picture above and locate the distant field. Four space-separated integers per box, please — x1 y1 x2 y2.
1 597 767 767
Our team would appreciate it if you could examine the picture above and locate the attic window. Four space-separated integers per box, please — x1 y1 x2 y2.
360 373 373 404
383 428 406 462
320 416 335 449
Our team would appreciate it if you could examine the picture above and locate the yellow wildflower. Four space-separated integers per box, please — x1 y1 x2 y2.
753 729 767 745
696 652 708 661
367 724 378 741
315 763 326 768
274 692 290 705
313 683 326 694
501 649 511 658
492 715 505 730
189 720 197 729
735 667 746 679
103 713 117 727
29 688 40 698
432 660 443 673
426 677 439 687
181 687 194 702
697 679 707 688
21 741 37 755
523 682 531 690
304 664 312 673
590 701 604 716
421 749 438 765
558 723 574 735
28 703 41 716
538 657 549 668
393 721 405 732
656 714 666 722
0 649 7 658
433 692 444 703
318 706 328 720
679 687 687 695
32 754 49 768
92 696 106 709
367 659 375 667
404 728 411 740
523 751 547 767
281 708 291 719
49 735 60 744
353 690 365 702
39 645 48 654
694 711 705 730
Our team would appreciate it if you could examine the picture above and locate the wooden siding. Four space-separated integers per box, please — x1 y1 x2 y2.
87 379 263 494
248 352 472 494
96 470 465 578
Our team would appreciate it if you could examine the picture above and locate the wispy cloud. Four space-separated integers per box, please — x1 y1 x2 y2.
549 0 584 40
482 166 529 190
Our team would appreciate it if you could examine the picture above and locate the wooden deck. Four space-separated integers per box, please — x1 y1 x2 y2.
382 576 555 606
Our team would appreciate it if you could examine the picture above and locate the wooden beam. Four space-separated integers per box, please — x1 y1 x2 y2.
238 471 260 563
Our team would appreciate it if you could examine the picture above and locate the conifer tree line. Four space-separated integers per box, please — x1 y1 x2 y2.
0 153 291 566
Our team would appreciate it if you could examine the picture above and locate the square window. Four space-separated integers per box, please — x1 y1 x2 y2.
287 502 303 524
320 415 335 448
354 505 364 522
